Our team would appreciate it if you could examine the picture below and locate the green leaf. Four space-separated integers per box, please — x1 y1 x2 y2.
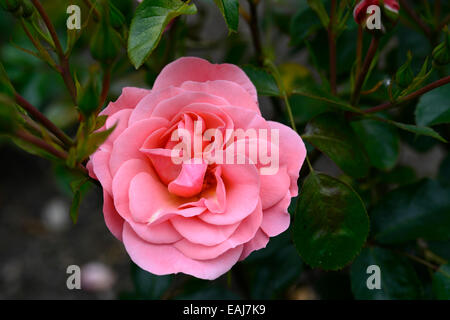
242 65 280 96
73 124 116 165
131 262 172 299
77 77 100 117
415 84 450 126
289 94 329 124
90 17 122 64
0 62 15 97
290 5 321 46
291 86 359 113
213 0 239 33
303 113 370 178
371 179 450 244
70 189 81 224
69 177 90 224
293 172 369 270
127 0 197 68
432 264 450 300
307 0 330 28
351 119 400 170
384 119 447 143
350 247 422 299
0 101 18 134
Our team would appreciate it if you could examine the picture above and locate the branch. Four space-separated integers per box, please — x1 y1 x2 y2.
31 0 77 104
363 75 450 114
15 93 73 147
16 129 68 160
351 36 380 106
16 130 88 175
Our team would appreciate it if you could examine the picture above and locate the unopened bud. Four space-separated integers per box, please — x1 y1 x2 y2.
90 19 121 64
432 32 450 68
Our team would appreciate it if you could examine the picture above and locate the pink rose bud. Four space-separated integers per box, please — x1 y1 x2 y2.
353 0 399 25
87 57 306 280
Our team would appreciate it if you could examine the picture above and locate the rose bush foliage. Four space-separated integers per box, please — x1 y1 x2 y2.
0 0 449 299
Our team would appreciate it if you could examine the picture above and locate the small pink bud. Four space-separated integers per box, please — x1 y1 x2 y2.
353 0 399 25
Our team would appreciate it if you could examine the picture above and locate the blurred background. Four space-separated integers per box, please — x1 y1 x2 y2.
0 0 449 299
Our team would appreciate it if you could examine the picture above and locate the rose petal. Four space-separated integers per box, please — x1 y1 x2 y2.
239 228 269 261
199 163 260 225
100 87 150 117
153 57 257 103
268 121 306 197
168 162 208 197
261 191 291 237
122 222 243 280
109 118 169 176
129 86 185 124
102 190 124 240
174 200 262 260
180 80 260 114
128 171 205 224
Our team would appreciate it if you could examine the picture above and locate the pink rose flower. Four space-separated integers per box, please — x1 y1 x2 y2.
353 0 399 24
87 57 306 280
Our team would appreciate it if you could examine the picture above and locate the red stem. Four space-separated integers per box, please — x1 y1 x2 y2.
16 130 68 160
31 0 77 103
351 36 380 106
15 93 73 147
363 75 450 114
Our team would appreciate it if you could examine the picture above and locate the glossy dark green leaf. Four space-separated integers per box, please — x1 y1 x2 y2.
289 94 329 124
303 113 370 178
384 119 446 143
351 119 399 170
432 264 450 299
415 84 450 126
213 0 239 33
293 172 369 270
371 179 450 244
131 262 172 299
127 0 197 68
242 65 280 96
350 247 422 299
